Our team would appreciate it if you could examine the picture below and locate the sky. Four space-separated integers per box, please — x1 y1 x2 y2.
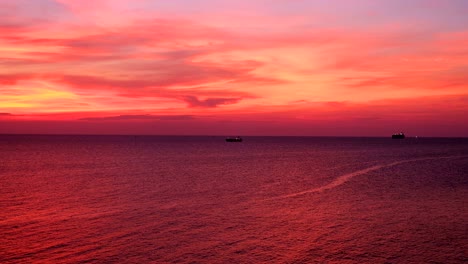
1 0 468 136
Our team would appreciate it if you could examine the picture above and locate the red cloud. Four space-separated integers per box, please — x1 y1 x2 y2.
0 74 33 85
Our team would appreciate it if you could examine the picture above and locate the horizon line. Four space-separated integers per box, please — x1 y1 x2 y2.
1 133 466 139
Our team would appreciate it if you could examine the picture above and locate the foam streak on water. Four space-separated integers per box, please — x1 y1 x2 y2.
0 136 467 263
277 155 468 199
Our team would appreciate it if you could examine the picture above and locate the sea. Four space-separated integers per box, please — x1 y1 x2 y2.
1 135 467 263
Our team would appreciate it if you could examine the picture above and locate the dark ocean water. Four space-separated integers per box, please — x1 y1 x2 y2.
1 135 467 263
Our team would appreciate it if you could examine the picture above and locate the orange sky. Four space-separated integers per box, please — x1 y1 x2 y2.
1 0 468 136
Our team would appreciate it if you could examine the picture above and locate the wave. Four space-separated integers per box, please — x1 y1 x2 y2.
273 155 468 199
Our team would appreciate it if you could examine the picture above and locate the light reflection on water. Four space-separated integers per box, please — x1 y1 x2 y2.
1 136 467 263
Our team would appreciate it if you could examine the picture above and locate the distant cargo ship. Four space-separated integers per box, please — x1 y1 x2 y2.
392 132 405 139
226 137 242 142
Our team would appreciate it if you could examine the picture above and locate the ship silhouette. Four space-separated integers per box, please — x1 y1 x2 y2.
392 132 405 139
225 136 242 142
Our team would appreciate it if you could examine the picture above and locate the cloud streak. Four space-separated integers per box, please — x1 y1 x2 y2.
79 114 195 121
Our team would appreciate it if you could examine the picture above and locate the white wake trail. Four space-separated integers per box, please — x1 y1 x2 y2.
274 155 468 199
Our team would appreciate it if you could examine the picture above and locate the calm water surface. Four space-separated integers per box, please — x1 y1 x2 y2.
1 135 467 263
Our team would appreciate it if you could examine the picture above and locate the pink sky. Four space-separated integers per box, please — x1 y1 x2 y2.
1 0 468 136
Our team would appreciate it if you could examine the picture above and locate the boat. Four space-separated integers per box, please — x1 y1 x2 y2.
392 132 405 139
226 136 242 142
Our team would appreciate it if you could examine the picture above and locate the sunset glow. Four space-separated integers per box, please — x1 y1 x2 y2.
1 0 468 136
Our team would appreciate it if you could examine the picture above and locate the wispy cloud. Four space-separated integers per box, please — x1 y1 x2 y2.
79 114 195 121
